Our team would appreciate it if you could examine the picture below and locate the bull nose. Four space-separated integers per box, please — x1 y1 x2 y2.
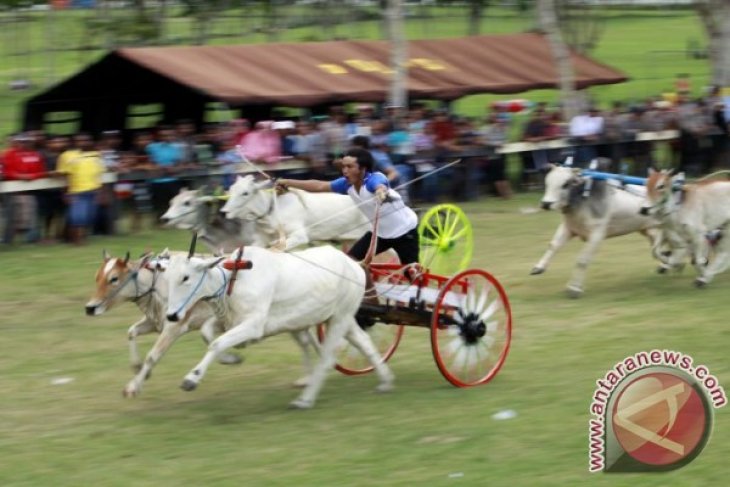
167 312 179 322
160 216 170 224
639 207 649 216
541 201 552 211
85 305 96 316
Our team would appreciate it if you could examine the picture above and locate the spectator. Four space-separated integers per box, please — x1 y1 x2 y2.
521 106 556 187
55 133 104 245
292 120 328 175
478 114 512 199
569 105 605 166
119 131 155 232
2 133 47 244
38 135 69 242
147 125 185 221
240 120 282 164
95 130 123 235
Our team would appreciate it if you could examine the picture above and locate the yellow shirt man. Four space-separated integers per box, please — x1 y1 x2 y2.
57 149 104 194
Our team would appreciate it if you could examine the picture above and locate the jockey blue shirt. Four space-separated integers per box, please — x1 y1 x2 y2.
330 171 418 239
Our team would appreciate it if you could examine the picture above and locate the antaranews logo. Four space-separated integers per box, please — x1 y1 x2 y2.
588 350 726 473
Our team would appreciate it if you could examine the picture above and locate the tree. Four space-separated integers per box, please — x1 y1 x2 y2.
468 0 489 36
695 0 730 86
555 0 605 54
537 0 578 121
387 0 408 110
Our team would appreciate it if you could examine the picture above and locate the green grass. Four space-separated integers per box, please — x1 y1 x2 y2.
1 193 728 486
0 6 714 138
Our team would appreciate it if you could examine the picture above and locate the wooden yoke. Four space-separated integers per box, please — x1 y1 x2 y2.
223 246 253 296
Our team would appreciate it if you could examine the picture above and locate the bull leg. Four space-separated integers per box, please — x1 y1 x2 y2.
695 236 730 287
290 317 351 410
290 329 321 388
566 228 607 298
180 315 266 391
127 317 157 373
283 229 309 251
343 322 395 393
123 320 191 398
531 222 573 275
199 319 242 365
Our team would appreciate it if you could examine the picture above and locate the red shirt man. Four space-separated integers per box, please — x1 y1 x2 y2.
2 135 46 181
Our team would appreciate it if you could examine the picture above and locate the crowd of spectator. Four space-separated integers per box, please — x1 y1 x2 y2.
1 91 728 247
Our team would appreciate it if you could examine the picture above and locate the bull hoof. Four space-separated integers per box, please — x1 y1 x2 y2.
530 267 545 275
180 379 198 391
218 353 243 365
376 382 395 393
122 385 139 398
292 376 310 388
657 266 669 275
289 398 314 410
694 279 707 289
566 287 583 299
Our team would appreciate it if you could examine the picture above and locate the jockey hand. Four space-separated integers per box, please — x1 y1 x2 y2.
375 186 391 204
274 179 289 195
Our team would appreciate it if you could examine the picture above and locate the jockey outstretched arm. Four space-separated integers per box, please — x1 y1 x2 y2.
277 148 420 267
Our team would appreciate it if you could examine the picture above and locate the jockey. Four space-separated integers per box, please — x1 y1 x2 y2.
276 147 420 267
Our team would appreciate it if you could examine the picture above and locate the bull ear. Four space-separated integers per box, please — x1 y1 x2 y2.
102 249 111 262
208 257 226 269
178 186 188 194
647 167 656 176
159 247 170 259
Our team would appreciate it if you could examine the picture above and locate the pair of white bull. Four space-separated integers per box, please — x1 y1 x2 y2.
534 164 730 296
161 175 370 252
88 177 394 408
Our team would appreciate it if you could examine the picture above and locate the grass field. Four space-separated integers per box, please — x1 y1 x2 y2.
1 192 728 486
0 6 713 138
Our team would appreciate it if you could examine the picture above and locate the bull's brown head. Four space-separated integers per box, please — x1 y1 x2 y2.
85 250 135 316
640 168 677 216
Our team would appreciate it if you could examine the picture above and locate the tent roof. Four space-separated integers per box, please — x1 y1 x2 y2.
28 33 627 108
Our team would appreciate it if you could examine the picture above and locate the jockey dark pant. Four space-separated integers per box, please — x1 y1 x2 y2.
348 227 420 265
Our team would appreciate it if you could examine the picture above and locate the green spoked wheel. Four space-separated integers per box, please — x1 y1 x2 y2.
418 204 473 276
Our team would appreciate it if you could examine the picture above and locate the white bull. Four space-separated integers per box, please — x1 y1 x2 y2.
161 188 257 253
85 251 318 397
85 251 242 396
531 164 666 297
220 175 371 250
641 169 730 287
164 245 394 409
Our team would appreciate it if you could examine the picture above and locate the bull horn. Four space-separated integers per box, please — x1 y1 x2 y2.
102 249 111 261
123 251 130 265
254 179 272 190
188 232 198 259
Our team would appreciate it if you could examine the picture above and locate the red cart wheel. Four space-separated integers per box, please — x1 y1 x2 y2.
317 269 405 375
317 320 404 376
430 269 512 387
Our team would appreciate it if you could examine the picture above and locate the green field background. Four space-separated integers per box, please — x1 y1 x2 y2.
0 194 727 486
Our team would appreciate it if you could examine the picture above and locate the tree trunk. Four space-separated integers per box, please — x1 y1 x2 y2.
156 0 167 44
538 0 578 121
387 0 408 110
468 0 485 36
696 0 730 86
